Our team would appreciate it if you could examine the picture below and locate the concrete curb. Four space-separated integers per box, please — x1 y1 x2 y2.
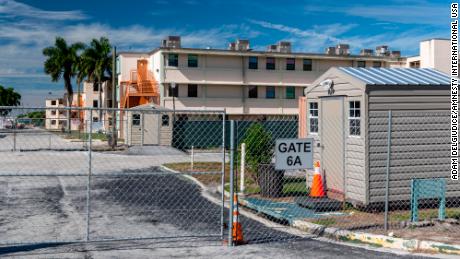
217 183 460 255
164 168 460 255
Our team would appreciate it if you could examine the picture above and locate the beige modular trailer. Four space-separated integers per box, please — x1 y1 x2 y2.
301 67 454 206
124 104 173 146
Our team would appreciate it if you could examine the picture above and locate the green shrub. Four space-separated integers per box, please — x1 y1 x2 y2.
241 123 273 173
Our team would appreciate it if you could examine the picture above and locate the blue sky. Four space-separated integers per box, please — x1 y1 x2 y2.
0 0 450 106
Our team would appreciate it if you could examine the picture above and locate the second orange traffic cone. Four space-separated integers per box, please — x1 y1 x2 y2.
232 194 244 244
310 161 326 197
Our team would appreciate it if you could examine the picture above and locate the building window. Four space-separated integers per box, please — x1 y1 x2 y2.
51 110 56 115
168 54 178 67
266 86 275 99
286 58 296 70
410 61 420 68
93 100 98 108
51 100 56 106
266 57 275 70
286 87 295 99
373 61 382 68
188 84 198 97
93 117 99 122
188 54 198 67
303 59 312 71
357 61 366 68
248 56 258 69
248 86 258 98
349 101 361 136
162 115 170 126
51 120 56 125
58 99 63 104
168 84 178 97
108 117 113 126
132 114 140 126
93 83 99 92
309 102 319 133
107 100 113 108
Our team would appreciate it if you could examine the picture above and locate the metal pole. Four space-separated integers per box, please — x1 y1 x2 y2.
191 145 194 171
141 111 144 147
48 133 51 150
228 120 235 246
111 46 117 149
220 111 226 240
86 117 93 241
384 110 392 231
240 143 246 194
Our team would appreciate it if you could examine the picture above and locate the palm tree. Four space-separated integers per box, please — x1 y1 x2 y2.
0 85 21 116
43 37 84 132
81 37 112 119
75 53 89 133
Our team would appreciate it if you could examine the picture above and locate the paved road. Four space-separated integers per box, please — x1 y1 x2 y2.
0 167 438 258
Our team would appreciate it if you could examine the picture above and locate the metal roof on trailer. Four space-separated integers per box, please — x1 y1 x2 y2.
338 67 450 86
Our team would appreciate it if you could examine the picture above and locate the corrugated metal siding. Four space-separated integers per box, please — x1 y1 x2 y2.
368 109 454 203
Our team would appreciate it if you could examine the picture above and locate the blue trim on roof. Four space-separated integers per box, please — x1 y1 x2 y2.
338 67 450 86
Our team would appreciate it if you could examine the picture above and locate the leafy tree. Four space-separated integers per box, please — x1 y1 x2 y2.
81 37 112 118
241 123 273 181
0 85 21 116
43 37 85 132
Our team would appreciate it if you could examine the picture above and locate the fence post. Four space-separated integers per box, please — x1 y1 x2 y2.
240 143 246 194
141 111 144 147
191 145 194 171
48 133 51 150
220 112 226 240
228 120 235 246
13 118 16 152
384 110 392 231
86 116 93 242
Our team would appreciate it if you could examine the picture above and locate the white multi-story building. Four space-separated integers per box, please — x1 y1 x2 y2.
117 36 405 120
405 38 450 74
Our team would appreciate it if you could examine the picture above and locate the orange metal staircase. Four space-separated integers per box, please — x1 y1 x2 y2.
120 59 160 109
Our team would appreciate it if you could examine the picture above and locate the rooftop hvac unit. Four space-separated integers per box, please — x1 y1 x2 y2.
277 41 292 53
267 44 277 52
360 49 374 56
325 47 336 55
390 50 401 58
235 39 250 51
161 36 181 48
335 44 350 55
228 42 236 50
376 45 389 56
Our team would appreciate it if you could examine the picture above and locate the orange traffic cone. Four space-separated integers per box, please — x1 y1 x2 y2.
310 161 326 197
232 194 244 244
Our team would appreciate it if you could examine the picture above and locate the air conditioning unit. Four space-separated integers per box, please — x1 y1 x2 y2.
360 49 374 56
336 44 350 55
228 42 236 50
376 45 389 56
325 47 336 55
161 36 181 48
235 39 250 51
390 50 401 58
267 44 277 52
277 41 292 53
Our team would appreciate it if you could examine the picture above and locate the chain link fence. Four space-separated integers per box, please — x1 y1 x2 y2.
0 106 457 247
0 106 226 246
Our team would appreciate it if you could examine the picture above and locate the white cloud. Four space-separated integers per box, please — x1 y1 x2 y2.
0 0 87 20
304 3 448 25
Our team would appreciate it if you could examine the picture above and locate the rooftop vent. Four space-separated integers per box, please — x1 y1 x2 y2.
228 42 236 50
161 36 181 48
335 44 350 55
325 46 336 55
277 41 292 53
235 39 250 51
390 50 401 58
360 49 374 56
267 44 277 52
376 45 389 56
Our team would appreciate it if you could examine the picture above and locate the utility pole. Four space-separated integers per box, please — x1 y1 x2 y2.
111 46 117 149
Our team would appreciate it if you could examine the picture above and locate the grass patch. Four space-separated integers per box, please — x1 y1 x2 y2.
390 208 460 222
311 218 337 227
163 162 230 185
59 131 109 141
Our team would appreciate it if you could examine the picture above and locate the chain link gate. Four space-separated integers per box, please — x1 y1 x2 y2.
0 106 226 246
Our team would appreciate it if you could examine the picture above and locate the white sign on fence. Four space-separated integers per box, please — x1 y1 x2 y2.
275 138 314 170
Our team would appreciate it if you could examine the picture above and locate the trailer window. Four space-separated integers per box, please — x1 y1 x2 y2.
349 101 361 136
309 102 318 133
162 115 170 126
132 114 141 126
